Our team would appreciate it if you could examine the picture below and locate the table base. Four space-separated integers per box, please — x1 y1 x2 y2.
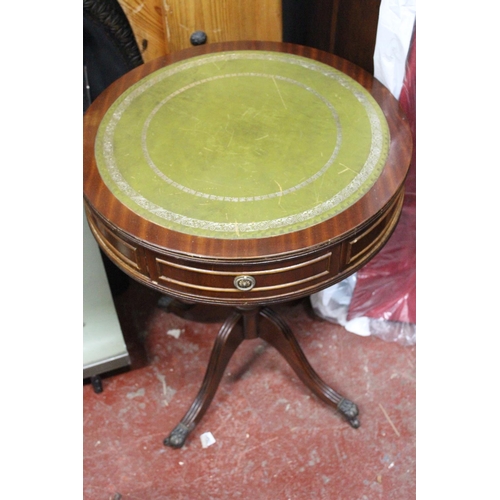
163 305 360 449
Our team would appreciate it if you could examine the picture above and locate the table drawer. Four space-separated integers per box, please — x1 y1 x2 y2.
152 250 338 304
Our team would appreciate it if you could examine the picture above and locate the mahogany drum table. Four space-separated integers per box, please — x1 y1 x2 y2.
83 41 412 448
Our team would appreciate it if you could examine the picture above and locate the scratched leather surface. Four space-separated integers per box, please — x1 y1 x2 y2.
95 51 390 238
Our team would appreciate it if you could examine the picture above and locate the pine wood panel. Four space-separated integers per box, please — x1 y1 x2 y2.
117 0 167 62
162 0 282 53
117 0 282 61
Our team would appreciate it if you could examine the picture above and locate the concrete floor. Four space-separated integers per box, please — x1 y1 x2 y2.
83 277 416 500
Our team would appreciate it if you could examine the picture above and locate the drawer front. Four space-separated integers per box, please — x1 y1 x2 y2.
151 250 339 304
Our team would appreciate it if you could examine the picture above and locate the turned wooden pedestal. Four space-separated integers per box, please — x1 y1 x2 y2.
163 306 359 448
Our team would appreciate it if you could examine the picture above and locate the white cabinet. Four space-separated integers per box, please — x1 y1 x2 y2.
83 207 130 389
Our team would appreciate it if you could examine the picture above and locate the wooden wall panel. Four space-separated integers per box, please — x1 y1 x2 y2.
162 0 282 53
115 0 379 73
117 0 282 61
283 0 382 75
117 0 168 62
333 0 381 75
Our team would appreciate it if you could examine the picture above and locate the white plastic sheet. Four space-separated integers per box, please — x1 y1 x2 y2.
310 275 417 346
311 5 417 345
373 0 416 99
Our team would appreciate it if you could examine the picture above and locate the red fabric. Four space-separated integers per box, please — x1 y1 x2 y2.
347 24 416 324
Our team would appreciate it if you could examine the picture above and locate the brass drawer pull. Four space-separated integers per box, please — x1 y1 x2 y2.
234 275 256 291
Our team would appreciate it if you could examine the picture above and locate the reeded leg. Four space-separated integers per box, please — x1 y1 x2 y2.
164 311 245 448
258 307 360 428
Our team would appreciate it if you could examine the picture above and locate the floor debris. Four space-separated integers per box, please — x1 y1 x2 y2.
167 328 182 339
200 432 216 448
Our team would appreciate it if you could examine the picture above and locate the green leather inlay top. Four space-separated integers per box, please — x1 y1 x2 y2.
95 51 390 239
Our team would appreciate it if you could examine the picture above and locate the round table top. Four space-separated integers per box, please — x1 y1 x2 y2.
94 49 390 240
84 41 411 268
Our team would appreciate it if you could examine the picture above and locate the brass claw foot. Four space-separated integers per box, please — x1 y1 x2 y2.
337 398 360 428
164 423 191 449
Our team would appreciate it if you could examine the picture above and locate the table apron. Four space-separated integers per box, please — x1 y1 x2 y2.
84 188 404 306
